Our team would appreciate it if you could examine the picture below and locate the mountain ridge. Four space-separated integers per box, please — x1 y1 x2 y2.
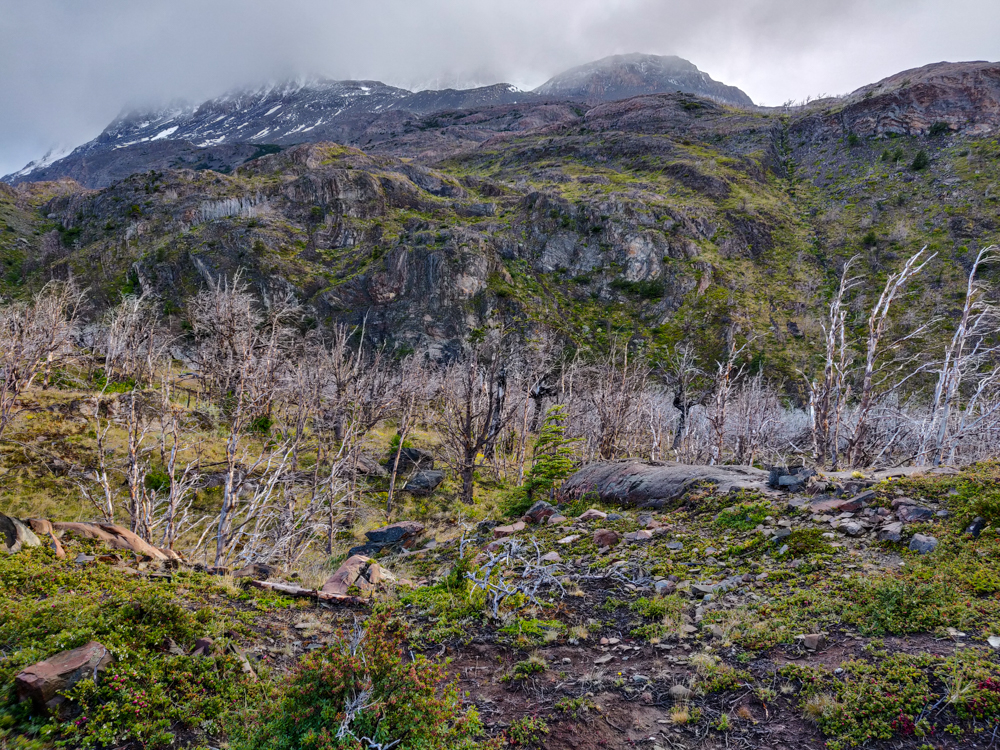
4 54 753 187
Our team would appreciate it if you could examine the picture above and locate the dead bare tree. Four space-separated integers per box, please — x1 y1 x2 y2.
917 245 1000 466
76 399 117 523
436 330 520 504
99 293 166 385
386 356 430 514
0 281 82 442
845 247 936 466
157 379 203 550
584 340 650 460
121 388 159 540
656 342 710 457
805 257 860 469
706 337 749 465
187 273 301 565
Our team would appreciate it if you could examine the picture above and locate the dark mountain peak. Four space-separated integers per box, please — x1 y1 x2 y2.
533 53 754 107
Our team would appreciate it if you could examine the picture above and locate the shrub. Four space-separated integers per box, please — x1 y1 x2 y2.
714 502 771 531
845 577 959 635
229 612 485 750
910 150 930 171
928 121 951 137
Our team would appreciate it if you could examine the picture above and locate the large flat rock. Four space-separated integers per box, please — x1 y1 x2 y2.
559 461 769 508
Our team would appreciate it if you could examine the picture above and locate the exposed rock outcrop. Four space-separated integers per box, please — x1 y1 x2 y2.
560 461 770 508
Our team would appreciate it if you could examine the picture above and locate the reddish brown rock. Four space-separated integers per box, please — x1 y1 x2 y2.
493 521 525 538
593 529 620 548
321 555 393 596
15 641 113 713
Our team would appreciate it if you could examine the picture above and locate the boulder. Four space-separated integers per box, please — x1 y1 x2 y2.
578 509 608 521
404 470 444 495
1 514 42 554
366 521 424 546
561 461 768 508
15 641 113 713
897 505 934 523
389 446 435 473
524 501 557 524
909 534 939 554
593 529 620 548
321 555 394 596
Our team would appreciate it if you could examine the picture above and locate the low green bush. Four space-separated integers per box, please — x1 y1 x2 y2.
229 612 486 750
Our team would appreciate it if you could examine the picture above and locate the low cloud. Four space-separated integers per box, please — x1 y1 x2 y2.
1 0 998 175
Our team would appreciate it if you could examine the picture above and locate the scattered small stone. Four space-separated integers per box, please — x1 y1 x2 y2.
878 522 904 542
987 636 1000 650
623 530 653 543
547 515 568 525
909 534 939 554
965 517 986 538
523 501 557 524
493 522 525 538
595 654 615 665
539 551 561 563
654 580 677 595
840 521 864 537
666 541 684 551
801 633 826 651
772 527 792 542
577 509 607 521
557 534 581 545
898 505 934 523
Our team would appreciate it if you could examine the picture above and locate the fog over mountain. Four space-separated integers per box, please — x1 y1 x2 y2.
2 0 1000 176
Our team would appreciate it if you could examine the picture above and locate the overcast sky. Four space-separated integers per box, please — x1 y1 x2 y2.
2 0 999 176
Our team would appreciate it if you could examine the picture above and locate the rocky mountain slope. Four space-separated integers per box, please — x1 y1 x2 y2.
4 55 753 188
1 60 999 369
534 53 754 107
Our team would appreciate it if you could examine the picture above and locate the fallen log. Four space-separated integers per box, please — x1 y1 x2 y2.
247 579 366 605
